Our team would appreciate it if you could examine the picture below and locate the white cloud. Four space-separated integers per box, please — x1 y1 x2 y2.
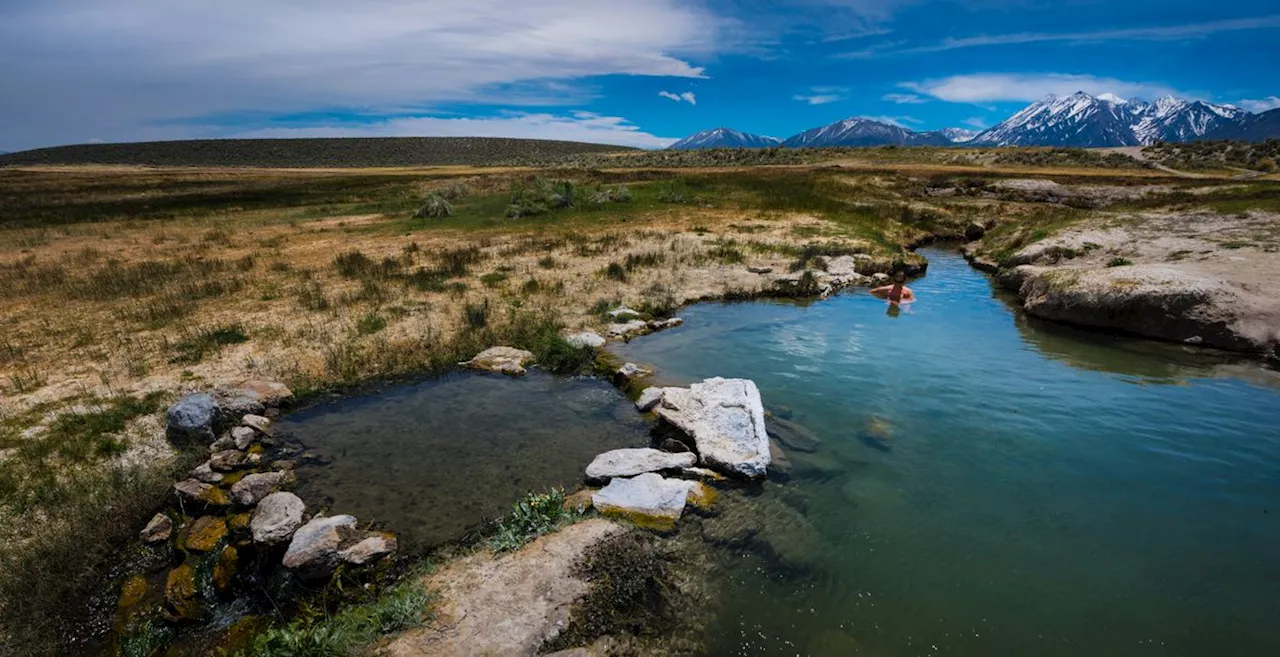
1239 96 1280 113
842 15 1280 57
0 0 721 149
962 117 988 129
865 115 921 128
903 73 1183 104
882 93 927 104
230 111 678 149
794 86 848 105
659 91 697 105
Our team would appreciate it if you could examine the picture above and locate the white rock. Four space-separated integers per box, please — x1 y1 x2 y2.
872 272 891 284
649 317 684 330
564 331 606 349
241 414 273 436
635 387 667 412
655 377 771 478
231 426 256 450
607 306 641 319
140 513 173 543
231 471 292 506
251 492 306 545
585 448 697 482
463 346 536 375
339 533 398 565
607 320 649 338
283 515 359 574
591 473 697 530
617 362 652 379
191 460 223 484
209 449 247 471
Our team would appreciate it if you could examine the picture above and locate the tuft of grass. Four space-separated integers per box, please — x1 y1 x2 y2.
238 579 430 657
602 262 628 282
537 255 558 269
623 251 665 271
463 300 490 330
479 271 509 288
170 323 249 364
355 313 387 335
414 193 454 219
1107 257 1133 267
488 488 584 552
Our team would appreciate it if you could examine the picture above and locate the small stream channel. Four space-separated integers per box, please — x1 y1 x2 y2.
611 248 1280 656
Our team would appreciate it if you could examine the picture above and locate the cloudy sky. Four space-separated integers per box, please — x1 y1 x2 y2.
1 0 1278 151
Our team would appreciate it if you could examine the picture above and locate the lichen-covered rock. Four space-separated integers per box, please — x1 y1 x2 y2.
462 346 536 375
338 532 397 565
634 387 667 412
655 377 771 478
185 516 228 552
164 561 201 621
209 449 247 471
282 514 359 575
174 479 230 507
607 320 649 339
564 331 606 349
591 473 698 532
231 471 294 506
140 513 173 543
585 448 697 483
212 545 239 592
166 393 219 442
251 492 306 544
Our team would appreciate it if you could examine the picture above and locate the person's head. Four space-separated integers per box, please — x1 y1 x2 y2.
892 270 906 284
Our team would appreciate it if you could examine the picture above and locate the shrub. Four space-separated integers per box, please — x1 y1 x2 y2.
170 324 249 364
414 193 454 219
488 488 584 552
355 313 386 335
587 185 633 205
240 579 430 657
602 262 628 282
656 180 694 203
463 300 490 329
1107 257 1133 267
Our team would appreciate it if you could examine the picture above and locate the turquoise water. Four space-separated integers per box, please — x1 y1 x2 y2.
614 249 1280 657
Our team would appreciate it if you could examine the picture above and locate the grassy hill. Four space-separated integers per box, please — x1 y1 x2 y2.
0 137 637 168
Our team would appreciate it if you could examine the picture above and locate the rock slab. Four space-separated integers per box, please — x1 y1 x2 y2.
463 346 536 375
655 377 771 478
584 448 697 483
591 472 698 531
231 471 292 506
564 331 606 349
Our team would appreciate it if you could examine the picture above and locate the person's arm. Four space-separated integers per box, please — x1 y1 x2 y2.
870 285 891 298
901 287 916 301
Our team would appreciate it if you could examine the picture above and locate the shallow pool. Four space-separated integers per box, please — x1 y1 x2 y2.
613 248 1280 656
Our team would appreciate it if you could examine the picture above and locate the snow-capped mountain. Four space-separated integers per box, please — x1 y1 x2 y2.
1202 107 1280 142
972 92 1250 147
668 128 781 150
781 117 951 147
940 128 979 143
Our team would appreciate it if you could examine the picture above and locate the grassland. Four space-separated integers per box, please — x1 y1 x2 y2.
1 150 1274 655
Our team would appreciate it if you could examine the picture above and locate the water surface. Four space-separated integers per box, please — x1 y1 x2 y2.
614 248 1280 657
277 372 650 549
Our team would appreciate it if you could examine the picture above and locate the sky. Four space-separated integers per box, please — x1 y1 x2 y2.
1 0 1278 151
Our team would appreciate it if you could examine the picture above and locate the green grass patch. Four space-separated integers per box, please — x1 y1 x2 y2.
239 578 430 657
170 323 249 364
488 488 585 553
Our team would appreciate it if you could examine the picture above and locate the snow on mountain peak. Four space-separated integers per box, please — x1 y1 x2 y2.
1097 93 1127 104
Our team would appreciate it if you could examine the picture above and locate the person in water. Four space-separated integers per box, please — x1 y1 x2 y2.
871 270 916 304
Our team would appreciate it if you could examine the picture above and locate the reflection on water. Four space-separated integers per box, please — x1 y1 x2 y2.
613 248 1280 657
276 373 650 549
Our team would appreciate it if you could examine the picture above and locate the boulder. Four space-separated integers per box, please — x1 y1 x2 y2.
607 306 641 319
635 387 666 412
184 516 228 552
338 532 398 565
231 426 256 450
236 380 294 406
214 389 265 419
231 471 293 506
607 320 649 339
166 393 219 442
767 439 793 481
591 473 698 532
174 479 229 507
164 562 201 621
212 545 239 592
649 317 684 330
616 362 652 380
655 377 771 478
140 513 173 543
659 437 692 453
871 272 890 285
463 346 536 375
241 414 273 436
282 514 359 575
251 492 306 545
564 331 606 349
209 433 236 452
191 461 223 483
209 449 247 471
584 448 697 483
700 494 825 571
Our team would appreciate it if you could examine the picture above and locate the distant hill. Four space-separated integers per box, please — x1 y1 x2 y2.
1200 108 1280 142
0 137 637 168
782 117 952 147
668 128 782 150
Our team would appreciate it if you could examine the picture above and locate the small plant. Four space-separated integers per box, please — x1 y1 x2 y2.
602 262 628 282
624 251 665 271
587 184 633 205
355 313 387 335
334 250 375 278
521 278 542 295
414 193 454 219
1107 257 1133 267
537 255 557 269
656 180 694 204
463 300 490 330
439 181 471 201
239 579 429 657
489 488 583 552
480 271 509 288
171 323 249 364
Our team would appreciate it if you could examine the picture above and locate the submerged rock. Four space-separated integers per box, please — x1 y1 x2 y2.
463 346 536 375
140 513 173 543
164 561 201 621
338 532 398 565
231 471 293 506
584 448 697 483
767 440 793 481
251 492 306 545
185 516 228 552
767 416 821 453
167 393 219 442
564 331 606 349
282 514 359 575
655 377 771 478
592 473 699 532
212 545 239 593
174 478 229 508
700 493 825 571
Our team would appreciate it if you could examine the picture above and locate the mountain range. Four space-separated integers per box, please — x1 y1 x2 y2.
670 92 1279 150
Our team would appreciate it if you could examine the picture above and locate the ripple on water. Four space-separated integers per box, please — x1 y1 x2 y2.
613 248 1280 657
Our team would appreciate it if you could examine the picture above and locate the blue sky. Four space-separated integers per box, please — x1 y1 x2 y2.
1 0 1278 151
